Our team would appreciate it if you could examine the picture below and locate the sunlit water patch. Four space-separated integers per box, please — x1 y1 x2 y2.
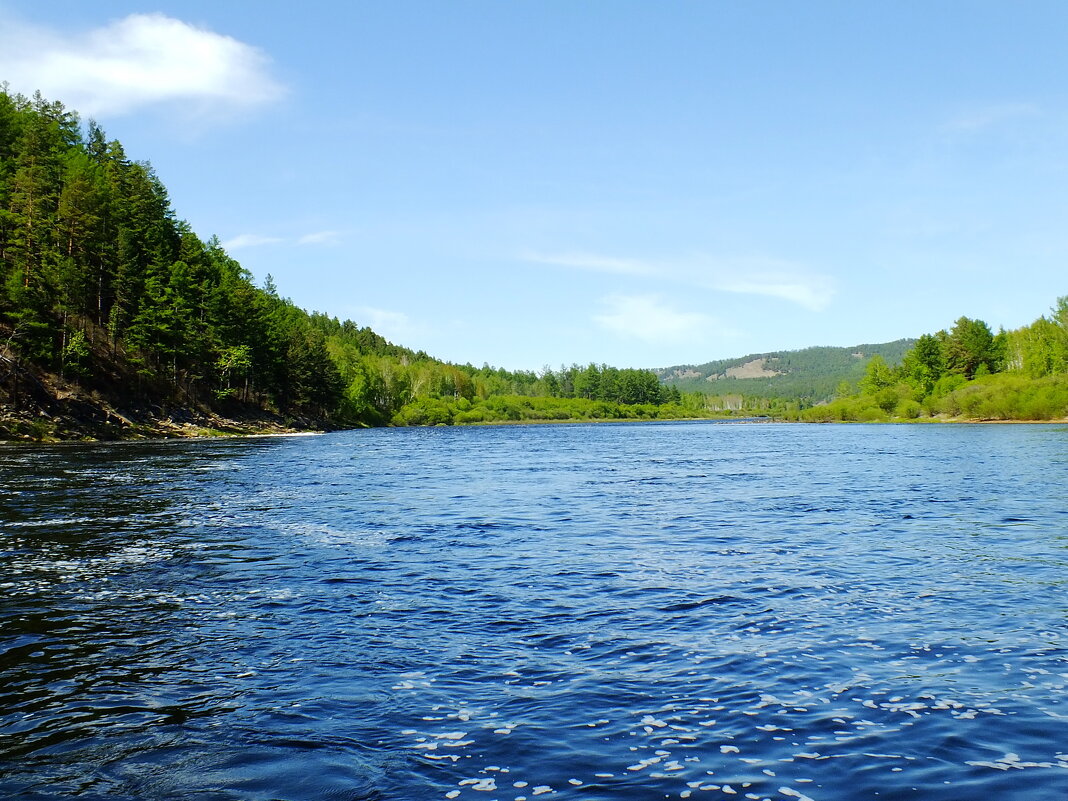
2 423 1067 799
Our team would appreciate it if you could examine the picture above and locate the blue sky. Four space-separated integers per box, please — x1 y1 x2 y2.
2 1 1066 370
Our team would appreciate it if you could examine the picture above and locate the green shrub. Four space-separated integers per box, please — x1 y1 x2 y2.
392 397 454 426
856 405 889 422
896 398 922 419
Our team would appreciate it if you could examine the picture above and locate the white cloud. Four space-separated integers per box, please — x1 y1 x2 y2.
699 259 836 312
222 234 284 251
521 250 657 277
710 275 833 310
298 230 343 246
223 230 343 250
0 13 285 118
593 294 722 344
354 306 420 345
523 250 835 311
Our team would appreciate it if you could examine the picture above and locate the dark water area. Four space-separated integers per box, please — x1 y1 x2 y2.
2 422 1067 800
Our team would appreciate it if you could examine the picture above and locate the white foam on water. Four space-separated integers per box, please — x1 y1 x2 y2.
779 787 815 801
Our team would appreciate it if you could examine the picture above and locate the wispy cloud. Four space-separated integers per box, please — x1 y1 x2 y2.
700 258 836 312
223 229 344 251
0 13 285 118
710 275 832 310
524 250 835 312
593 294 724 344
222 234 284 251
298 230 343 246
942 102 1040 133
521 250 656 277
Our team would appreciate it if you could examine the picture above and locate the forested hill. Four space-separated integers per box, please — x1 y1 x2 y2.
0 88 426 438
0 89 688 439
657 340 916 403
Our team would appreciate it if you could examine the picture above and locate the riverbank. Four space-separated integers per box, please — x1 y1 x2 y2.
8 407 1067 443
0 361 329 442
0 346 334 443
0 404 324 443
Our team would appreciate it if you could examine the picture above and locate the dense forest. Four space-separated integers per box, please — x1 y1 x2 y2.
799 305 1068 421
0 89 699 438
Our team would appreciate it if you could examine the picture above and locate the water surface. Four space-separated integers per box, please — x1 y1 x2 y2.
2 422 1067 799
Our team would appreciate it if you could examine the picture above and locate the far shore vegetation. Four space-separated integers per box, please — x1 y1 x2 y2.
785 303 1068 423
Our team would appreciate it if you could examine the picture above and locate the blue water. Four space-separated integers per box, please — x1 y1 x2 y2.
2 422 1067 800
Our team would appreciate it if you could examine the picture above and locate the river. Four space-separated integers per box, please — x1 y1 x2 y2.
2 422 1067 799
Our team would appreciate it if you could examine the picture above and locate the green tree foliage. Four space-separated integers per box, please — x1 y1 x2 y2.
945 316 1000 379
858 355 894 395
797 303 1068 422
0 88 345 420
899 333 944 395
1009 296 1068 378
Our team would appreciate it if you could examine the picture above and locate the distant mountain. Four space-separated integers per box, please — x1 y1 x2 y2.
657 339 916 402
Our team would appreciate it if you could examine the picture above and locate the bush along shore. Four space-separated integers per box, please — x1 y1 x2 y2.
787 304 1068 423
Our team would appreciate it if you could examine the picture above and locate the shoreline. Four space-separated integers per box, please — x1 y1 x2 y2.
0 406 332 445
3 412 1065 444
